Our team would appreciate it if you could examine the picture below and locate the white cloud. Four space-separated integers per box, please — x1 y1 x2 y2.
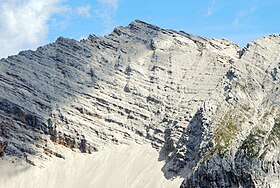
77 4 92 18
205 0 216 17
96 0 119 33
0 0 121 58
97 0 118 10
234 7 257 26
0 0 65 58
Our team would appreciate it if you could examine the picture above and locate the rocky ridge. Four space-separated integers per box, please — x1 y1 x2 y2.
0 20 279 187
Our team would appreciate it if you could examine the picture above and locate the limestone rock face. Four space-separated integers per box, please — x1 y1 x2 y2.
0 20 279 187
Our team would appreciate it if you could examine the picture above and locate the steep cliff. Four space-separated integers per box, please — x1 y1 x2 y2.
0 20 279 187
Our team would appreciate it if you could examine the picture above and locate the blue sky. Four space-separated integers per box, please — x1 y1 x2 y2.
0 0 279 57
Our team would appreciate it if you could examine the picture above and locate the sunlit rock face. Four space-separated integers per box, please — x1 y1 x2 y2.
0 20 279 187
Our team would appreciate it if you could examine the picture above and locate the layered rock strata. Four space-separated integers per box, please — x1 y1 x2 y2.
0 20 279 187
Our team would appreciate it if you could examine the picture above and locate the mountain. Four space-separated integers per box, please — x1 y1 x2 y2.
0 20 279 188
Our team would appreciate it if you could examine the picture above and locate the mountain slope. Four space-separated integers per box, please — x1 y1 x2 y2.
0 20 279 187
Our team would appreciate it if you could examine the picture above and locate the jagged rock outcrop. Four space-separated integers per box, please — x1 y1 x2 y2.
0 20 279 187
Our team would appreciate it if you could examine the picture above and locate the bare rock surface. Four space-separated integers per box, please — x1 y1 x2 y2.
0 20 279 187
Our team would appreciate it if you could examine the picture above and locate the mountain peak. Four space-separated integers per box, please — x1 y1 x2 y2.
127 19 162 31
1 21 280 188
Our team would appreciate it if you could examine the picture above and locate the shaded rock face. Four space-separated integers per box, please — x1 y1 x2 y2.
0 20 280 187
